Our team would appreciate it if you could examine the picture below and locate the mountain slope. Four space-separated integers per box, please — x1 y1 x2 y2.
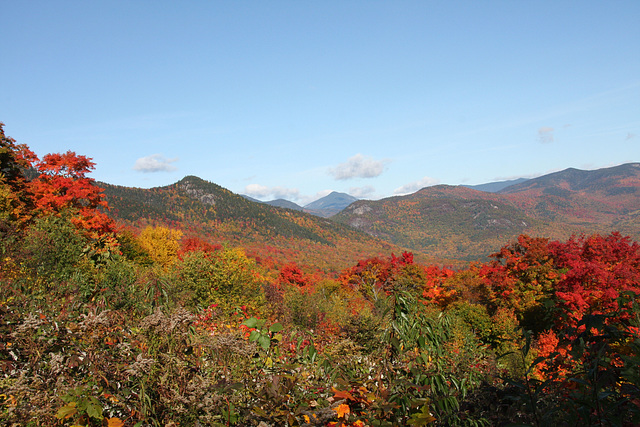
265 199 304 211
332 185 538 261
100 176 402 272
499 163 640 229
500 163 640 195
333 163 640 260
241 195 304 211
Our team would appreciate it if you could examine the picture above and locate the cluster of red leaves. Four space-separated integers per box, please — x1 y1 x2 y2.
338 251 417 300
277 263 313 292
479 234 561 316
1 127 116 239
549 232 640 328
533 329 573 379
179 235 222 258
416 232 640 386
428 233 640 331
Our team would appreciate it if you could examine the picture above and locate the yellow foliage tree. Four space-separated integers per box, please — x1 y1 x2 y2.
177 247 266 311
136 225 183 268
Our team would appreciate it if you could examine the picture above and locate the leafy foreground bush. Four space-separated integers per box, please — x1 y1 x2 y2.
2 245 640 426
3 225 640 426
6 282 638 426
0 281 492 426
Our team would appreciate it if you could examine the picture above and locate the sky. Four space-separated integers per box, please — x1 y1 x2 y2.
2 1 639 205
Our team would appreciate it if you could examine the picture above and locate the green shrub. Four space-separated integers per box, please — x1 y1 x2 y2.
23 214 88 285
282 285 322 330
450 301 494 346
94 255 147 312
174 248 266 311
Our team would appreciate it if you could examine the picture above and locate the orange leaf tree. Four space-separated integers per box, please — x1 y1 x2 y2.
0 123 38 225
29 150 115 238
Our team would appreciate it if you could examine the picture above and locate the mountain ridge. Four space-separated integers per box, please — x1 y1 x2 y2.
100 162 640 263
332 163 640 260
463 177 530 193
99 176 406 272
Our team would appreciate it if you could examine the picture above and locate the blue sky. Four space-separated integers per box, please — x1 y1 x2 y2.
2 1 639 205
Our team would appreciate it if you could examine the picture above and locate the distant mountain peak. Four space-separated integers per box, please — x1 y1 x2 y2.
304 191 358 218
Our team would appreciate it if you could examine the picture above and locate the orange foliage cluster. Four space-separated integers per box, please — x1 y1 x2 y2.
179 235 222 257
30 151 115 237
2 124 115 240
421 265 456 307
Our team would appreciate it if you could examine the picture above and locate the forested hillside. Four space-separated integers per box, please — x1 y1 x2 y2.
334 164 640 260
99 176 407 274
499 163 640 234
334 186 538 261
2 124 640 426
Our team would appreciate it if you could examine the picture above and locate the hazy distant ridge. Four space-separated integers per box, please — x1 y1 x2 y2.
303 192 358 218
463 178 529 193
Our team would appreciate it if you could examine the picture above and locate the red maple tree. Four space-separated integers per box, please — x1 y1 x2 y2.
29 151 115 237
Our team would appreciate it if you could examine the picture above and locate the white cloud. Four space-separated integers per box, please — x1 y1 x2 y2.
349 185 376 199
133 154 178 173
537 126 554 144
328 154 387 180
244 184 300 201
394 176 439 196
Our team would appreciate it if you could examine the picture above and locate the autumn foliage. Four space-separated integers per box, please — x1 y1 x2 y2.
1 124 639 426
1 123 114 239
0 123 37 225
549 232 640 327
29 151 115 237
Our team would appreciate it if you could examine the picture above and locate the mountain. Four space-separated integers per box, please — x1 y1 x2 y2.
100 176 402 272
499 163 640 195
498 163 640 230
304 191 358 218
332 185 538 261
265 199 304 211
333 163 640 261
240 195 304 211
241 194 262 203
463 177 529 193
100 163 640 265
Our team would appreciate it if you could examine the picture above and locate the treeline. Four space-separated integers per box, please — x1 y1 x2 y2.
1 123 640 426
